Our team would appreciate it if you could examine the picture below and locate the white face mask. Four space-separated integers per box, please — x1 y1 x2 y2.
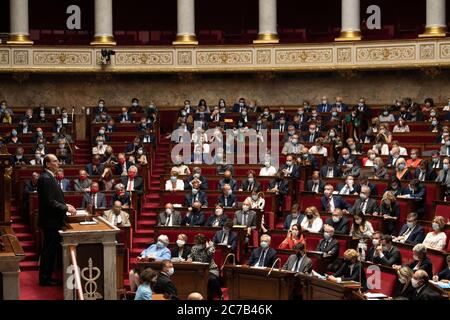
167 267 174 276
411 278 420 288
215 209 223 216
176 240 185 247
165 208 172 215
332 216 340 223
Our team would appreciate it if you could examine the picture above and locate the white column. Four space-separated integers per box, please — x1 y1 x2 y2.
173 0 198 45
254 0 279 44
336 0 362 41
91 0 116 45
419 0 447 37
8 0 33 44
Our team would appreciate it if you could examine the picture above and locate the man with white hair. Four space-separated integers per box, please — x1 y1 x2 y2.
138 234 171 261
120 165 144 195
349 185 379 215
411 269 442 300
248 234 277 267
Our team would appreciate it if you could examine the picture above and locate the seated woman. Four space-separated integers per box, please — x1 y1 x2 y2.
135 268 157 300
375 191 400 235
372 133 389 155
239 170 261 192
245 190 265 211
362 149 377 167
259 160 277 176
171 155 191 176
278 224 306 250
371 157 389 180
308 137 328 157
188 234 222 300
393 158 411 181
433 255 450 281
393 118 410 133
171 234 191 261
392 266 415 300
423 216 448 251
406 148 421 169
327 249 367 291
165 171 184 191
99 167 115 191
300 206 323 233
384 176 403 197
349 213 374 259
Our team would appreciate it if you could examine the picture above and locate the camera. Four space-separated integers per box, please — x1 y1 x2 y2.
100 49 115 65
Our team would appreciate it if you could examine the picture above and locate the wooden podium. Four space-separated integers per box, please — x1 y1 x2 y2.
300 275 361 300
59 216 120 300
224 265 297 300
0 226 24 300
137 261 209 299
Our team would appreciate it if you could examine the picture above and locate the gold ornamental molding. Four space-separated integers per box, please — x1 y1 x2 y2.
1 38 450 73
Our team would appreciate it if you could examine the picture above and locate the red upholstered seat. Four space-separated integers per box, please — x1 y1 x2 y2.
365 266 397 297
299 195 321 211
434 203 450 220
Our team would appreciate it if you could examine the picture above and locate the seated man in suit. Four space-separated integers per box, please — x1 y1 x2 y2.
153 260 178 300
336 147 359 167
120 165 144 196
366 231 382 263
73 169 92 192
320 157 341 178
281 134 304 155
297 147 319 170
328 249 367 291
306 170 325 194
433 255 450 281
212 219 237 251
157 203 182 226
283 204 304 230
349 185 379 215
85 154 105 176
248 234 277 268
239 170 261 192
435 157 450 187
393 212 425 245
181 201 205 226
103 200 131 227
55 168 71 192
281 155 300 179
317 225 340 272
414 160 436 182
302 123 322 143
217 169 238 191
321 184 351 213
411 270 442 300
282 243 312 274
337 175 359 195
171 234 191 261
324 208 349 235
400 179 426 217
267 173 289 214
115 153 131 176
205 204 228 227
233 199 257 239
184 181 208 208
358 176 378 197
217 184 237 208
370 235 401 267
341 158 361 178
184 167 208 190
111 183 131 208
81 182 106 209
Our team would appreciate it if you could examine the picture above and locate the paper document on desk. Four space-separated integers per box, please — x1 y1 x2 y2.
430 280 450 289
365 292 387 299
312 270 326 279
66 210 89 216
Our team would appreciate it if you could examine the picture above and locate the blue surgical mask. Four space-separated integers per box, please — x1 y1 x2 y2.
156 241 165 248
260 241 269 249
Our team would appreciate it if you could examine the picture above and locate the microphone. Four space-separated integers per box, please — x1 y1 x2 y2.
358 247 363 293
267 258 281 277
220 253 236 271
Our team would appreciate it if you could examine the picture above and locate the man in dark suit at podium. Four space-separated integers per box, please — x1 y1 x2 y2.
249 234 277 267
38 154 77 286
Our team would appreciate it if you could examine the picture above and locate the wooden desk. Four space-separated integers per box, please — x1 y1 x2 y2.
224 265 297 300
0 226 25 300
301 275 361 300
137 261 209 299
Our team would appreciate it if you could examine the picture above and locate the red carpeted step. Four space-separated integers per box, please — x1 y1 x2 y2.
15 232 34 241
20 260 39 271
134 229 154 238
13 223 31 233
21 240 37 251
137 220 155 228
24 252 39 261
